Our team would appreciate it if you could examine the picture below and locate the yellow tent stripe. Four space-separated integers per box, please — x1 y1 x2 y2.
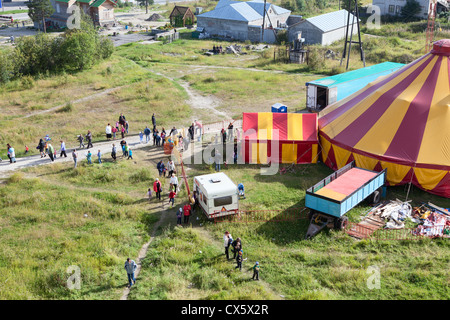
414 167 448 190
417 56 450 167
287 113 303 140
354 55 440 156
257 113 273 140
321 55 434 139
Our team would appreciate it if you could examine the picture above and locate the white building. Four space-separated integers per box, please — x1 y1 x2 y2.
372 0 449 19
196 0 291 43
287 10 359 46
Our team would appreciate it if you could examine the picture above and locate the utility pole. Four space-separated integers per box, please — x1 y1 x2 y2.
261 0 267 42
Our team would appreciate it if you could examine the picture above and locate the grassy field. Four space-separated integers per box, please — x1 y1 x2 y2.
0 15 449 300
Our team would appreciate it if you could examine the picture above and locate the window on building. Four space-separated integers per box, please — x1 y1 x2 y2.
56 3 60 13
396 5 401 13
213 196 233 208
388 5 395 13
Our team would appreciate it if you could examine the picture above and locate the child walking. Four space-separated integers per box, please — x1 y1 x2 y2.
147 188 152 201
252 261 260 280
97 150 102 164
168 190 176 208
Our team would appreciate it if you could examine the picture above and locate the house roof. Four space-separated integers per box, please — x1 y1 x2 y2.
169 5 193 18
306 9 358 33
198 0 290 22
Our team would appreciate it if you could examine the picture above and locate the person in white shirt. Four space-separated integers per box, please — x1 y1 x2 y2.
105 123 112 141
60 140 67 158
167 159 176 176
169 173 178 192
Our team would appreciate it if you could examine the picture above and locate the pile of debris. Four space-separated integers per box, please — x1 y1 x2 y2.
372 199 413 229
411 203 450 238
245 44 270 51
146 14 164 22
226 44 243 55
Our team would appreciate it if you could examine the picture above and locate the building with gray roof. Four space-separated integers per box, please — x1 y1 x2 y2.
196 0 291 43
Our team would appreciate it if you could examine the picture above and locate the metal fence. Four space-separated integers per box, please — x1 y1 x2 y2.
213 208 309 224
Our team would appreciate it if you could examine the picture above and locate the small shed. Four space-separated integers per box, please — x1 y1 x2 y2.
169 5 195 27
288 10 358 45
305 61 405 112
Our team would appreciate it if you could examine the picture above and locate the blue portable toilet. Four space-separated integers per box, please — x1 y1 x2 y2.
271 103 287 113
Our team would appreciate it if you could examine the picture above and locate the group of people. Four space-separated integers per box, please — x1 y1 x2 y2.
223 231 260 280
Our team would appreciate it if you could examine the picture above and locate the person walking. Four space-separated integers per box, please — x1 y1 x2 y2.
86 131 93 149
214 150 222 172
147 188 152 201
170 173 178 192
176 207 183 226
139 131 143 144
60 140 67 158
8 145 16 163
111 144 117 161
127 148 133 160
167 159 175 177
86 150 92 164
124 258 137 288
231 237 242 260
168 189 176 208
72 149 78 168
121 126 126 139
97 150 102 164
183 202 191 224
47 143 55 162
106 123 112 141
112 126 117 140
37 139 46 157
252 261 260 280
77 134 85 149
144 126 151 143
223 231 232 260
228 122 234 142
124 143 129 158
157 160 166 177
235 249 243 271
153 178 162 201
152 113 156 128
119 113 126 128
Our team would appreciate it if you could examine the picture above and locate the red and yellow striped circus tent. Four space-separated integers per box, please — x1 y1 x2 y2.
318 39 450 198
242 112 318 164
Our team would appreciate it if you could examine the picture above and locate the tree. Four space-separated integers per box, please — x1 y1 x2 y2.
136 0 154 14
401 0 421 20
27 0 55 33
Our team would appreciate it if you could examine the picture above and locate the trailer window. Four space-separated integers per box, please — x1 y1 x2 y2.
214 196 233 207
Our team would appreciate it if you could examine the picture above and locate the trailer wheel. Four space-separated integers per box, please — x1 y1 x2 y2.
369 188 382 205
334 216 349 230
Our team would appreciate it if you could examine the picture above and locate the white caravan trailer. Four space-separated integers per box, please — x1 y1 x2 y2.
193 172 239 219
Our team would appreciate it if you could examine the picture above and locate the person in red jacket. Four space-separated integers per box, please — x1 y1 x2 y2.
183 203 191 224
153 178 162 200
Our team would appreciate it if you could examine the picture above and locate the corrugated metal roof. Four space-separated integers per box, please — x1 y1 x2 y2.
198 2 262 22
306 9 358 33
198 0 290 22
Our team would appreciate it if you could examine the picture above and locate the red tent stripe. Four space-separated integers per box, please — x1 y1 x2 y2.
384 56 443 161
273 113 288 140
318 54 432 129
302 114 317 141
332 54 435 148
242 113 258 140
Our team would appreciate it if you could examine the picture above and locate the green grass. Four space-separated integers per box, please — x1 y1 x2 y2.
128 161 450 300
0 159 160 299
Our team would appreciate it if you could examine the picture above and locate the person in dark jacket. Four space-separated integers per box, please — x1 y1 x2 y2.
86 130 93 149
37 139 46 157
235 249 243 271
144 126 151 143
231 237 242 259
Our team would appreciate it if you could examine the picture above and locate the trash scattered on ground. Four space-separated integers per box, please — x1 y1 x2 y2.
412 203 450 238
